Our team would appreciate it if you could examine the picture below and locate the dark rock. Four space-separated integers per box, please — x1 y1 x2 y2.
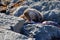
20 23 60 40
35 25 60 40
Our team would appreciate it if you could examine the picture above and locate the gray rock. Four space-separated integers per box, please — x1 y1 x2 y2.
31 1 60 12
0 28 32 40
43 9 60 24
14 6 28 17
27 0 60 2
0 13 25 33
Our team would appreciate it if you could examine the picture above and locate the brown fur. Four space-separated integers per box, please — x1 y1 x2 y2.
20 8 43 22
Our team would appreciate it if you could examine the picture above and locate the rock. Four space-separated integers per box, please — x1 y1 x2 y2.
30 1 60 12
43 10 60 24
31 3 42 12
42 21 60 27
35 25 60 40
20 24 38 37
0 13 25 33
27 0 60 2
32 0 40 2
20 23 60 40
14 6 28 17
24 1 34 6
0 28 32 40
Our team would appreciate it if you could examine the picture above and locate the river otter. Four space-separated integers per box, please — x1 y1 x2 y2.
20 8 43 23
